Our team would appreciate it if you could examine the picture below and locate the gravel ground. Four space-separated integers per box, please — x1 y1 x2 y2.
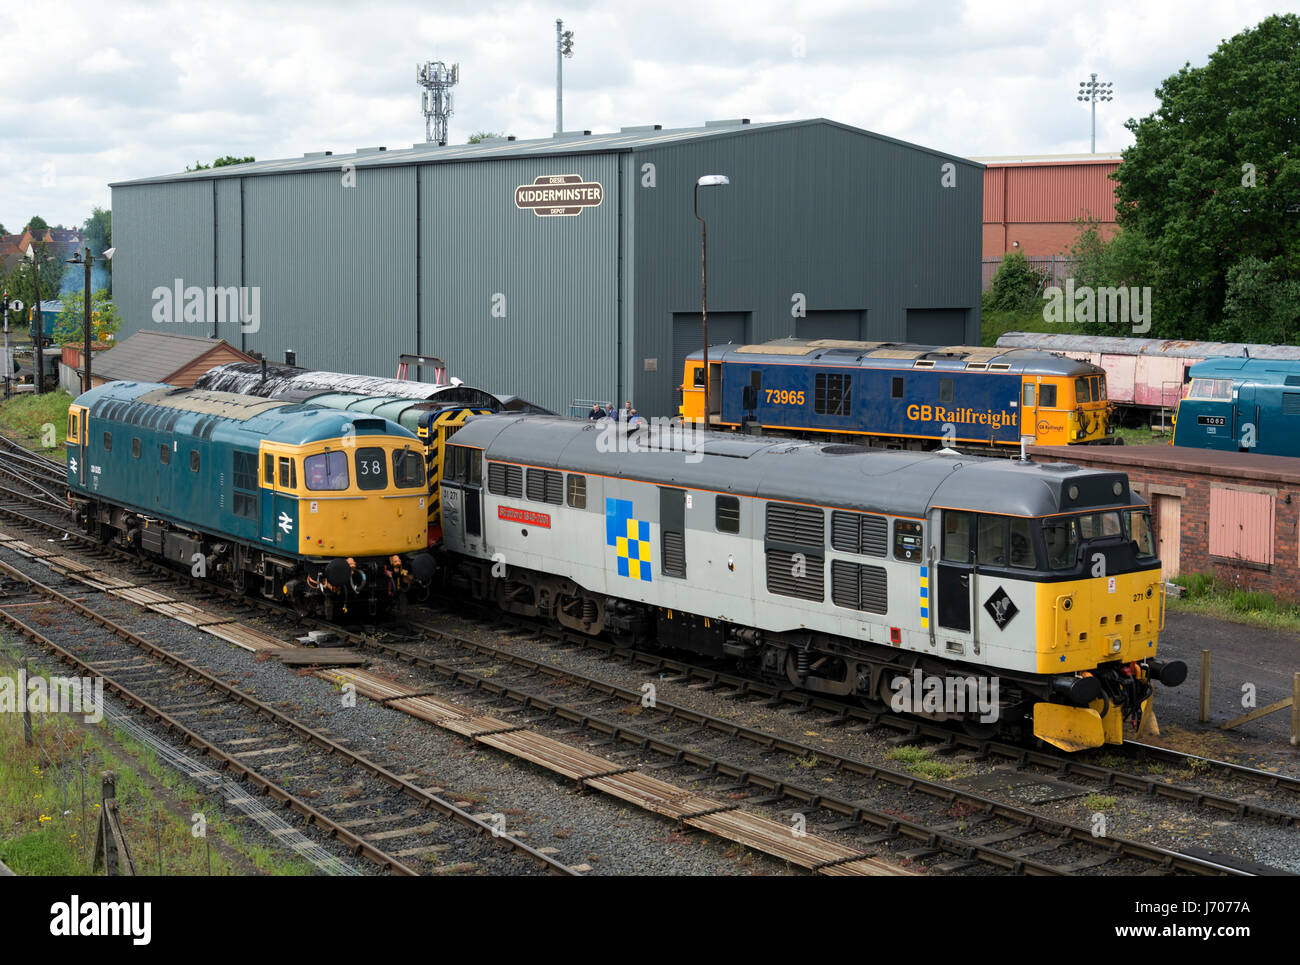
394 605 1300 875
0 541 791 876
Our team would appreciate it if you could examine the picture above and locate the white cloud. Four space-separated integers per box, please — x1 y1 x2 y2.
0 0 1287 229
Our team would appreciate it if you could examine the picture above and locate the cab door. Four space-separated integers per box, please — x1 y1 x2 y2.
1234 384 1258 452
935 510 975 641
68 406 87 487
272 456 299 549
260 452 277 543
1020 381 1038 443
460 449 483 555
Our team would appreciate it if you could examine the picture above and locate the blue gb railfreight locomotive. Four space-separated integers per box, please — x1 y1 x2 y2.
680 338 1112 450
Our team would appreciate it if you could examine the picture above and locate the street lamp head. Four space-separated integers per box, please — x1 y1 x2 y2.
696 174 730 187
24 245 34 260
102 247 116 261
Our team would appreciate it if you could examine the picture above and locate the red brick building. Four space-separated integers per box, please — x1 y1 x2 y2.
1032 444 1300 601
975 154 1121 260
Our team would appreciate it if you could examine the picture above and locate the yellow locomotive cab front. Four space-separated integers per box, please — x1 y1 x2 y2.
259 435 429 557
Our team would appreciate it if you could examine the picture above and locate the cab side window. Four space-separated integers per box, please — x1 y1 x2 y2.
977 515 1007 566
1040 384 1057 408
1022 384 1035 407
942 511 973 563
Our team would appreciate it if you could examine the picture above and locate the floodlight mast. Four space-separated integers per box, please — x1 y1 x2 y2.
556 19 574 133
1076 72 1113 153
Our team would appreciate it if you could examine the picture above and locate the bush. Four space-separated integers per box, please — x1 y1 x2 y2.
982 252 1047 313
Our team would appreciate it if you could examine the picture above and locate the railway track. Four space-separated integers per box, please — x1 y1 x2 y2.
0 441 1292 874
343 614 1280 876
0 555 576 876
450 605 1300 824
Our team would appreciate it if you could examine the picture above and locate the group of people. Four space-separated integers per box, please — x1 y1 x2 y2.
588 400 645 426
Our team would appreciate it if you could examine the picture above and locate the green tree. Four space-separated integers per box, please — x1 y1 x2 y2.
82 206 112 294
467 131 504 144
53 289 121 344
982 251 1047 313
1215 256 1300 343
1114 14 1300 339
4 241 64 331
83 207 111 253
25 216 48 232
185 155 255 171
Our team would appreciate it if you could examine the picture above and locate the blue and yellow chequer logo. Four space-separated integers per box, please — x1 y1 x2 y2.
919 564 929 630
606 498 652 582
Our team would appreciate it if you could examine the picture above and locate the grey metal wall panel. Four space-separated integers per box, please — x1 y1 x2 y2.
112 121 981 418
214 178 243 339
796 310 865 341
241 167 417 373
419 153 619 412
111 181 216 340
671 312 749 394
630 124 982 416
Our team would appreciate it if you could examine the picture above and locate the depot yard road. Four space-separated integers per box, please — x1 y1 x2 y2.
1150 610 1300 764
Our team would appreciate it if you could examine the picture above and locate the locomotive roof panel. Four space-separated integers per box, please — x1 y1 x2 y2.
453 414 1137 519
996 331 1300 361
76 381 418 446
694 338 1102 376
194 362 504 409
1188 357 1300 382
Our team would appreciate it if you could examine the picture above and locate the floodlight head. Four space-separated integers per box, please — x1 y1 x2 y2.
697 174 730 187
103 247 116 261
25 245 34 259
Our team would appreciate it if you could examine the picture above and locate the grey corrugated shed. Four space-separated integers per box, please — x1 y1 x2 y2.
92 330 248 383
112 117 984 418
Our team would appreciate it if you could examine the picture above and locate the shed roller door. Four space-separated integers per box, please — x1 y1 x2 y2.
671 312 749 392
906 308 967 345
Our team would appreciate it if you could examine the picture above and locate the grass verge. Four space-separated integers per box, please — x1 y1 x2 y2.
0 653 314 875
1168 572 1300 634
0 390 72 455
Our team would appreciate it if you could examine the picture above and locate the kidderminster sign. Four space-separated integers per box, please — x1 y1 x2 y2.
514 174 604 217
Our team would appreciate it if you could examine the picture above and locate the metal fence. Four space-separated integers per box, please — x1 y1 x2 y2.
982 255 1078 292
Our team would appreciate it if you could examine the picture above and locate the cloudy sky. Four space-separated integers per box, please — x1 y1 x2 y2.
1 0 1290 232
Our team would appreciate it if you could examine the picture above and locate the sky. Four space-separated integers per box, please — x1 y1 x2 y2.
1 0 1292 233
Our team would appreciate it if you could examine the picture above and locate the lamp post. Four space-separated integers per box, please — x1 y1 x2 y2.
24 245 44 394
1076 73 1113 153
67 247 96 393
694 174 730 425
2 287 10 399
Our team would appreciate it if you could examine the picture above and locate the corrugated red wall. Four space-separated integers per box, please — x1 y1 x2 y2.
982 160 1121 258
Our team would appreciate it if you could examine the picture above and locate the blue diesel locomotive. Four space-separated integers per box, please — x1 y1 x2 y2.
66 381 435 618
680 338 1111 451
1173 357 1300 456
